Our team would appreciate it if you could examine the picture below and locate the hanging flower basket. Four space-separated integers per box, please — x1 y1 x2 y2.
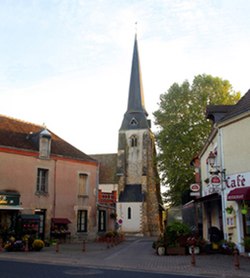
226 206 234 214
241 203 248 215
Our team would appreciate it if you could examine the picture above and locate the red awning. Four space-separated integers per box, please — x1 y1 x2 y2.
227 187 250 201
51 218 71 224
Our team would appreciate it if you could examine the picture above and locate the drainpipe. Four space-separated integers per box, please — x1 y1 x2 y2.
218 128 227 240
95 161 100 231
53 159 57 218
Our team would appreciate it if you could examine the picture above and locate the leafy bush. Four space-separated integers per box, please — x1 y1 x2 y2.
32 239 45 251
165 221 191 247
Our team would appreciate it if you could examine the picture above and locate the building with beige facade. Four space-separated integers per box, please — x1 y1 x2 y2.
0 115 98 241
199 90 250 252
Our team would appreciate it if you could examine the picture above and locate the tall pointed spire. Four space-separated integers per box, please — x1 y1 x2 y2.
120 35 149 130
127 34 147 115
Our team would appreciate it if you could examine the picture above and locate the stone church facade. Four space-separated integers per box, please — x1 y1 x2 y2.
93 35 163 236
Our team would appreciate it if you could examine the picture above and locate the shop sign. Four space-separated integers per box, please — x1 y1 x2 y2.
0 194 20 206
225 174 246 189
210 175 221 186
190 184 200 192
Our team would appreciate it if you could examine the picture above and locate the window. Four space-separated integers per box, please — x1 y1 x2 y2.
78 174 88 196
98 210 106 232
36 168 49 193
131 135 138 147
128 207 131 219
77 210 87 232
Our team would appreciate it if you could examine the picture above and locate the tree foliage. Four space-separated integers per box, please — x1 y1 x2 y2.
154 74 241 206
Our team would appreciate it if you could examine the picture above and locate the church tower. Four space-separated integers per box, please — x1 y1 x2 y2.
116 35 162 236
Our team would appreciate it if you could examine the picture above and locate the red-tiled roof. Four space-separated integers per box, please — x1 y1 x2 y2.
0 115 96 163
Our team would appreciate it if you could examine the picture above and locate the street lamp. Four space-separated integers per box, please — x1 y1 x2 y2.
207 151 216 168
207 151 226 180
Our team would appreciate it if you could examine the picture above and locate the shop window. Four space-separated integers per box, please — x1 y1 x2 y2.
50 218 71 241
128 207 132 219
36 168 49 193
77 210 87 232
78 174 88 196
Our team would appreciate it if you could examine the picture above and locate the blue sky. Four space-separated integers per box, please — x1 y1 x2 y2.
1 0 250 154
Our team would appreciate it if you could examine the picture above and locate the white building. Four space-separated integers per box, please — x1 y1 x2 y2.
199 90 250 253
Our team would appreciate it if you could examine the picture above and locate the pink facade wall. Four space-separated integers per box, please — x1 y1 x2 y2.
0 150 98 239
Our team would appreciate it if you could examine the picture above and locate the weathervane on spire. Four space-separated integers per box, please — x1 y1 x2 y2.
135 21 138 35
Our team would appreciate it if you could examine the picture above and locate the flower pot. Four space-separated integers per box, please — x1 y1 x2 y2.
157 246 165 256
241 208 248 215
188 246 200 255
212 242 219 250
167 246 186 255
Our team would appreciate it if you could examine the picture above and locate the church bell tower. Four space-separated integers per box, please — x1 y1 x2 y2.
116 34 162 236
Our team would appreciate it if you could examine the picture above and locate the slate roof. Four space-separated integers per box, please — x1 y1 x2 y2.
221 89 250 121
206 105 234 123
0 114 97 163
90 153 118 184
206 89 250 124
119 184 144 202
120 35 149 131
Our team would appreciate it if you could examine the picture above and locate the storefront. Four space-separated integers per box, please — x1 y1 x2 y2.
0 191 23 241
195 193 223 242
226 177 250 252
50 218 71 242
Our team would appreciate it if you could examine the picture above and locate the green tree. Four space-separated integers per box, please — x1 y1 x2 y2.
154 74 241 206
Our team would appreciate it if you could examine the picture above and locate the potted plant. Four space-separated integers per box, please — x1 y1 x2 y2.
32 239 45 251
152 234 166 255
220 240 236 255
165 221 191 255
225 206 234 214
241 203 248 215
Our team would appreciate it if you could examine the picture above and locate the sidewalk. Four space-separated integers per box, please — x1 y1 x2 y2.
0 237 250 278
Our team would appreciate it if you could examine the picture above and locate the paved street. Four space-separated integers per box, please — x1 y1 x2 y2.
0 260 203 278
0 237 250 278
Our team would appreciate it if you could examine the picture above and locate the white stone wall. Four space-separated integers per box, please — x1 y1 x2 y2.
99 183 118 193
116 202 142 233
125 129 148 184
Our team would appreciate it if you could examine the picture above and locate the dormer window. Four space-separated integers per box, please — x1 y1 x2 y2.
129 117 138 126
39 129 51 159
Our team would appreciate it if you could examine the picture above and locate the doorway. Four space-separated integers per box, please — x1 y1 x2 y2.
98 210 106 232
35 209 46 240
